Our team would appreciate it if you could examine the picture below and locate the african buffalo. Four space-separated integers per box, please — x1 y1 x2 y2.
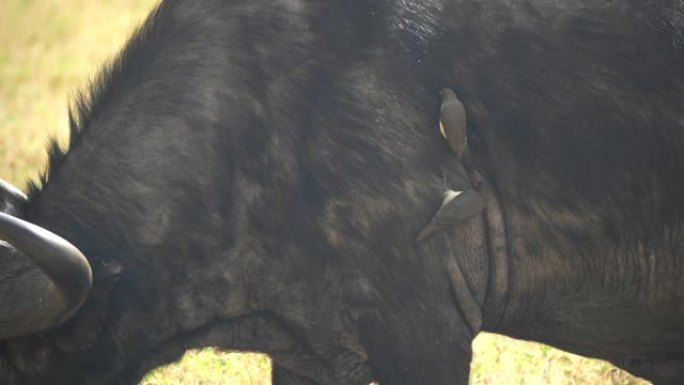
1 0 683 384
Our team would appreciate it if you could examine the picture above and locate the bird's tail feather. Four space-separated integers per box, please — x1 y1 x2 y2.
416 223 439 243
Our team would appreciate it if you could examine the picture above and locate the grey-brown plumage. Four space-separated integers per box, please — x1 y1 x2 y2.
416 189 485 243
439 88 468 159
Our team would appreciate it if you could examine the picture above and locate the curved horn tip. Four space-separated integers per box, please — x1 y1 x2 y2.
0 212 92 326
0 179 27 201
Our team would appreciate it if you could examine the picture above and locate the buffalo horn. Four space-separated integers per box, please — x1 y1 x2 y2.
0 178 28 215
0 212 92 336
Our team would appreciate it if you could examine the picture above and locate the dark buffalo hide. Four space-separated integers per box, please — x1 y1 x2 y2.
1 0 684 384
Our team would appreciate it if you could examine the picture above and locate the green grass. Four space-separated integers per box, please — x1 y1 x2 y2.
0 1 650 384
140 350 270 385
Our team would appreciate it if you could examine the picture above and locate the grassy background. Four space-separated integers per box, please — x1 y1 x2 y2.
0 1 650 384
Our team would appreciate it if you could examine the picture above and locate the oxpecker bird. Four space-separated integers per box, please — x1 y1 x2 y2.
439 88 468 159
416 88 485 243
416 189 485 243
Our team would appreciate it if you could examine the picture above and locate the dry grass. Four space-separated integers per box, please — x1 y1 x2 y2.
140 350 270 385
0 1 650 384
470 334 647 385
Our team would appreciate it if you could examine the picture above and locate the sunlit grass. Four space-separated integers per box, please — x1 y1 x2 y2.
140 350 270 385
471 334 647 385
0 1 650 384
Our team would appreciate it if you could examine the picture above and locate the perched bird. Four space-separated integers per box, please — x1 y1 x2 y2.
416 88 485 243
416 189 485 243
439 88 468 159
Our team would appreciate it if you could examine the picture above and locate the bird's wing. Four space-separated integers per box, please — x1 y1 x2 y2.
440 100 466 129
433 190 485 225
